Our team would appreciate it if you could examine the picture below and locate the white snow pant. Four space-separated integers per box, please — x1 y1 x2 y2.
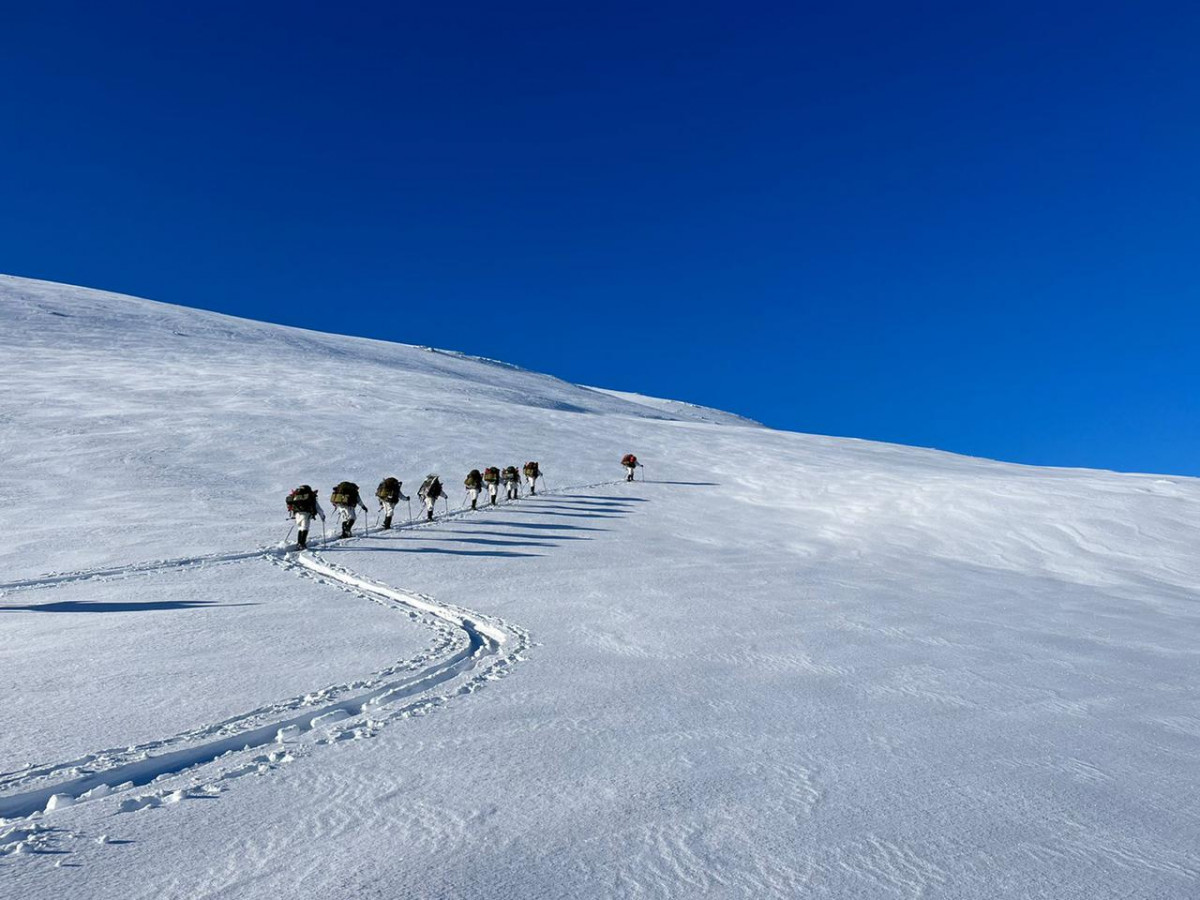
335 505 357 526
625 465 637 480
467 487 480 505
504 480 518 499
380 501 396 519
424 494 437 514
293 511 313 531
487 483 498 500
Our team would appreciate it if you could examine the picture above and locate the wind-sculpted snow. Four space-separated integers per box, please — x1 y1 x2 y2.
5 275 1200 898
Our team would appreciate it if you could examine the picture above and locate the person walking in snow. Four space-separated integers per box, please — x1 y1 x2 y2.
375 476 409 529
464 469 484 510
286 485 326 550
502 465 521 501
482 466 501 505
622 453 641 482
523 461 541 496
330 481 369 538
418 474 444 521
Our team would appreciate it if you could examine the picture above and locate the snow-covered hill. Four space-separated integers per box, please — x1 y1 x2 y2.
3 274 1200 898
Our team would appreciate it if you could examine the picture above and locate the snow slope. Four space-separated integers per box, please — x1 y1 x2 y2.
3 274 1200 898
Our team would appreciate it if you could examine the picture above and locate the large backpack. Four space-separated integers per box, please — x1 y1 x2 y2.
502 466 518 482
286 485 316 515
465 469 482 488
622 454 638 467
523 461 540 478
420 474 443 500
331 481 359 506
376 477 401 503
483 466 500 484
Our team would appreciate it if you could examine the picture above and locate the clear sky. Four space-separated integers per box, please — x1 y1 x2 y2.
4 2 1199 475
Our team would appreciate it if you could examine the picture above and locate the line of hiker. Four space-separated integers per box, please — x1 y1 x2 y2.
284 455 637 550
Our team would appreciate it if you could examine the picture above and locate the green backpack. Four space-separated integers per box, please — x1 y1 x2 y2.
331 481 359 506
376 477 401 502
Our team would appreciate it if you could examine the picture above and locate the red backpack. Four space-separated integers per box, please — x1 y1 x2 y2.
287 485 317 514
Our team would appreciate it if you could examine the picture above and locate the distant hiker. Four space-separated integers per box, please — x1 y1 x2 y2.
418 474 444 521
375 476 410 529
622 453 641 482
330 481 368 538
523 461 541 495
502 465 521 500
482 466 501 505
286 485 325 550
464 469 484 510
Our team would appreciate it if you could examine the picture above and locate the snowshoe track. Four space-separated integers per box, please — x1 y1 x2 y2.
0 484 632 823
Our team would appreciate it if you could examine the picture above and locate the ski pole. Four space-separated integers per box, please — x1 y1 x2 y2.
407 498 413 522
284 522 295 543
320 517 327 544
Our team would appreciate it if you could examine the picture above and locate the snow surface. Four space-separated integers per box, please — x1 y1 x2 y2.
3 274 1200 898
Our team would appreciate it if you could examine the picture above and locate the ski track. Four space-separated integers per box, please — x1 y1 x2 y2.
0 482 619 837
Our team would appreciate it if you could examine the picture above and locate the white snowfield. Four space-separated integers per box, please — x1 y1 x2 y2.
2 275 1199 899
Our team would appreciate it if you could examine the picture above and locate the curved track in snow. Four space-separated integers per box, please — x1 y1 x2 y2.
0 486 620 823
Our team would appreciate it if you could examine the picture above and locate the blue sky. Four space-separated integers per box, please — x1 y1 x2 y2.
4 2 1199 474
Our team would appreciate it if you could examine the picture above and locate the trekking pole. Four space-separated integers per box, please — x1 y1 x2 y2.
284 522 295 544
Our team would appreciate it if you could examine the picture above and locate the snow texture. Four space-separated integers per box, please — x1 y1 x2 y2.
2 274 1200 898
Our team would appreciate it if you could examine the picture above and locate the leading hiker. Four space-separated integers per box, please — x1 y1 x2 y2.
286 485 326 550
622 453 641 482
331 480 369 538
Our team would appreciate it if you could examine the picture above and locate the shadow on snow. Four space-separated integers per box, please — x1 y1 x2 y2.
0 599 253 614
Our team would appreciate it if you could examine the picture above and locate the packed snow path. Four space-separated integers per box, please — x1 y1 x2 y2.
0 489 639 822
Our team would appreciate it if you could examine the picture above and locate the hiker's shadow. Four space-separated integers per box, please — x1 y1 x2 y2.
323 545 545 559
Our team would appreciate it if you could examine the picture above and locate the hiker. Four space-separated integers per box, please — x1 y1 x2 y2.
502 465 521 500
464 469 484 510
331 481 369 538
286 485 326 550
523 461 541 495
375 476 410 529
482 466 501 505
417 474 444 521
622 453 641 482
